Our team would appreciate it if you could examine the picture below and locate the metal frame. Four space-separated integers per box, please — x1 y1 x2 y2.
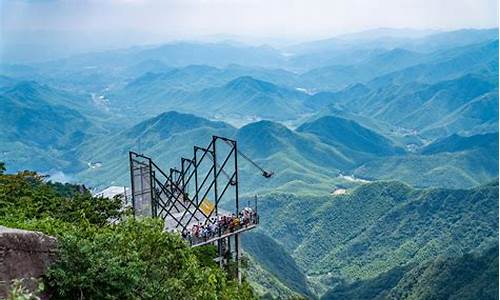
129 135 250 231
129 135 260 282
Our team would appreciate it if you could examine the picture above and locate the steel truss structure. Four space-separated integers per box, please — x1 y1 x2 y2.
129 135 258 282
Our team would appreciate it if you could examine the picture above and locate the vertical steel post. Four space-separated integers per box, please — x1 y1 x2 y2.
169 168 174 197
234 140 241 283
194 147 199 206
181 159 186 195
212 137 218 217
148 158 155 217
255 195 258 216
129 152 136 217
152 170 157 217
212 136 223 267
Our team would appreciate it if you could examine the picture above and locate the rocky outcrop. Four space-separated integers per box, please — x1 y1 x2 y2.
0 226 57 298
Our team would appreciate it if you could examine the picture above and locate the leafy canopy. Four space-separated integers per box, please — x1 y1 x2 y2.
0 164 255 299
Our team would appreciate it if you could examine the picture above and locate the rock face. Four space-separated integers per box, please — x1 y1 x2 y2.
0 226 57 298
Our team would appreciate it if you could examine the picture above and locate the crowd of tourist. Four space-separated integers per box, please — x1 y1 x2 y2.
181 207 258 245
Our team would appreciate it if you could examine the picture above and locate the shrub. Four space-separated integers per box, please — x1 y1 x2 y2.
0 166 256 299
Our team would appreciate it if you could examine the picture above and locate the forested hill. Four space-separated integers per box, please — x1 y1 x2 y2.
250 180 498 298
322 244 499 300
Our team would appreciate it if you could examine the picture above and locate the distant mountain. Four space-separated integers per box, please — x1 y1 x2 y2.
318 72 498 140
368 40 499 89
305 84 369 110
74 111 425 192
296 116 404 156
72 109 497 191
0 81 94 172
123 59 173 77
190 76 310 121
353 148 498 189
236 120 354 167
299 48 424 90
421 90 499 137
406 28 499 53
421 132 498 155
132 42 285 68
228 120 358 194
298 39 498 92
284 28 498 72
0 82 91 148
125 111 230 140
110 71 305 124
336 28 439 40
289 28 498 57
123 65 227 92
75 111 236 188
382 74 498 132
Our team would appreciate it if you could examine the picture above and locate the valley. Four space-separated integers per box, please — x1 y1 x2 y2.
0 28 498 299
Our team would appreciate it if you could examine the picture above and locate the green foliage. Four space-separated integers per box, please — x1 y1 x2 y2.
46 219 254 300
241 231 313 298
7 278 44 300
244 254 301 300
0 82 93 172
322 244 499 300
0 171 123 226
296 115 404 156
421 132 498 155
354 146 498 189
0 168 256 300
388 245 499 300
192 245 219 268
256 181 499 295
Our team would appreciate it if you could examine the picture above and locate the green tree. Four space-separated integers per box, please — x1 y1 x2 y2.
0 169 256 299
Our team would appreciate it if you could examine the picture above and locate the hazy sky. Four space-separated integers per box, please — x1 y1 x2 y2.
0 0 498 60
3 0 498 38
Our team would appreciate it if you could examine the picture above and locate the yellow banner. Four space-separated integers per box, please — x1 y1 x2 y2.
199 198 215 215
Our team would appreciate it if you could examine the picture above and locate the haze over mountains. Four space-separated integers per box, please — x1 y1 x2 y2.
1 28 498 298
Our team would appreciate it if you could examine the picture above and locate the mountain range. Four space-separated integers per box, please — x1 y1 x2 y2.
0 28 498 299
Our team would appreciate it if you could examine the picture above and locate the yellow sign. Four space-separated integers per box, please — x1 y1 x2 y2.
199 198 215 215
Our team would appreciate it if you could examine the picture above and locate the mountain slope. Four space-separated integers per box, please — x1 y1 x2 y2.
319 71 498 140
75 112 359 192
191 76 310 121
353 129 498 189
75 111 236 188
234 120 359 194
296 116 404 156
110 75 310 124
255 181 498 290
421 132 498 155
388 245 499 300
242 231 313 298
0 82 95 172
321 244 499 300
